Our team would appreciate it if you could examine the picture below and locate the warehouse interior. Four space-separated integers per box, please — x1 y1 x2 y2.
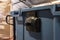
0 0 60 40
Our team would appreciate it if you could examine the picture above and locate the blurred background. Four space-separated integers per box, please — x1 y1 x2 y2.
0 0 60 40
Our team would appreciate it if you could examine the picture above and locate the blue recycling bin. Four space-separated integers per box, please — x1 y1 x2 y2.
22 4 60 40
10 4 60 40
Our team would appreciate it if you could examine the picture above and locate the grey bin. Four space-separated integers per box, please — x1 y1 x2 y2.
21 4 60 40
10 3 60 40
